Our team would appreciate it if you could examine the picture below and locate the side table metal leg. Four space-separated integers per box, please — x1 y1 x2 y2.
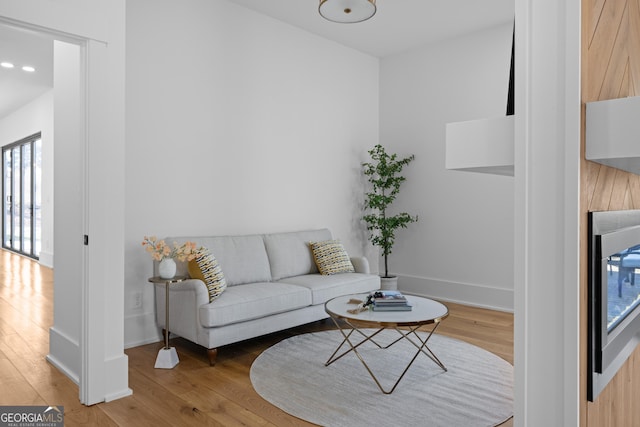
155 281 179 369
164 282 170 349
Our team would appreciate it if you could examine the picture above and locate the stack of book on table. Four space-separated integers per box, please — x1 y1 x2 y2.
371 290 412 311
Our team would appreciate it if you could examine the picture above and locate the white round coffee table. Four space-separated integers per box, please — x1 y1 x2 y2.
324 293 449 394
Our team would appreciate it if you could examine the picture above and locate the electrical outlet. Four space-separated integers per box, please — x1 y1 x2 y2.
133 292 143 309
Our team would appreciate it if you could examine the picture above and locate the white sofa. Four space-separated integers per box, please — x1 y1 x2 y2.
153 228 380 365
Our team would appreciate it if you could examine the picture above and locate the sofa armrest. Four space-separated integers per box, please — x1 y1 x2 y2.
350 256 371 274
154 278 209 344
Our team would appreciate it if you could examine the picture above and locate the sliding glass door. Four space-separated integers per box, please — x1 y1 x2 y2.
3 133 41 259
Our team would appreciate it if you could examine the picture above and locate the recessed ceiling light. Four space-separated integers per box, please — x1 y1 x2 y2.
22 66 35 72
1 62 14 68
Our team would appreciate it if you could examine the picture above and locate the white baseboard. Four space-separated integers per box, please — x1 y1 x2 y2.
49 328 133 403
124 312 162 349
46 354 79 385
105 388 133 402
47 327 80 384
104 354 133 402
398 274 514 313
39 251 54 268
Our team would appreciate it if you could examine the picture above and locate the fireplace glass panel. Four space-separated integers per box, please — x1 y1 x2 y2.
588 209 640 401
607 244 640 332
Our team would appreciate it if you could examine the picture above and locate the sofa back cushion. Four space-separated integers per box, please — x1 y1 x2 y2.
169 234 272 286
263 229 332 281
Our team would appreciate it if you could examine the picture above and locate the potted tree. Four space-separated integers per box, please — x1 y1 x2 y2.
362 144 418 290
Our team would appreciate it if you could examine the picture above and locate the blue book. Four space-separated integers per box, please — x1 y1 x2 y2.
372 302 412 311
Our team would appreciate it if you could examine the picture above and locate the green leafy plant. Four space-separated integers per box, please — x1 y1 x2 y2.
362 144 418 278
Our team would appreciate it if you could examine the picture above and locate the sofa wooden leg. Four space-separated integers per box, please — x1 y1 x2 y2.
207 348 218 366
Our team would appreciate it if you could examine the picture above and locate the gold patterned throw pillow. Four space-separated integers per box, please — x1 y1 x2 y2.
309 240 355 275
188 247 227 302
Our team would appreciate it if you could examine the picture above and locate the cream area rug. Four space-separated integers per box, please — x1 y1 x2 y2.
250 329 513 427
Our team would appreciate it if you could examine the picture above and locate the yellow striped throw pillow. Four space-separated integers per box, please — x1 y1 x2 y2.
309 240 355 275
188 247 227 302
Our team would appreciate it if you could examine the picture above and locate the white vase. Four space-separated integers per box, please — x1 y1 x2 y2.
158 258 177 279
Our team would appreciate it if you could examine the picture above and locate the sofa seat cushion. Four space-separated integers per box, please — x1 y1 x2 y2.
277 273 380 306
199 282 312 328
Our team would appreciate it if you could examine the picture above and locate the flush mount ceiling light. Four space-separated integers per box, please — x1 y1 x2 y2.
0 62 36 72
319 0 376 24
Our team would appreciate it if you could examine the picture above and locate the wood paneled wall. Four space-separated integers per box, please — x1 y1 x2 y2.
582 0 640 425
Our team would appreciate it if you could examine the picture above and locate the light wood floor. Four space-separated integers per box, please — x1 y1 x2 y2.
0 249 514 426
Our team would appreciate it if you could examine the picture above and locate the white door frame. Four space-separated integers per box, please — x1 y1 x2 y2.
514 0 581 425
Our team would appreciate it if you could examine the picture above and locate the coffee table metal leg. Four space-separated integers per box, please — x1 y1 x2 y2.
325 317 447 394
325 316 386 366
393 323 447 372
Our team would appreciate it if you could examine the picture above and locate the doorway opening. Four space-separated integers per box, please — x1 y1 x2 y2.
2 132 42 259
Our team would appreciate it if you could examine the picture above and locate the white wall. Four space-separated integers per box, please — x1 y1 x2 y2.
0 90 54 267
124 0 380 347
379 23 515 311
